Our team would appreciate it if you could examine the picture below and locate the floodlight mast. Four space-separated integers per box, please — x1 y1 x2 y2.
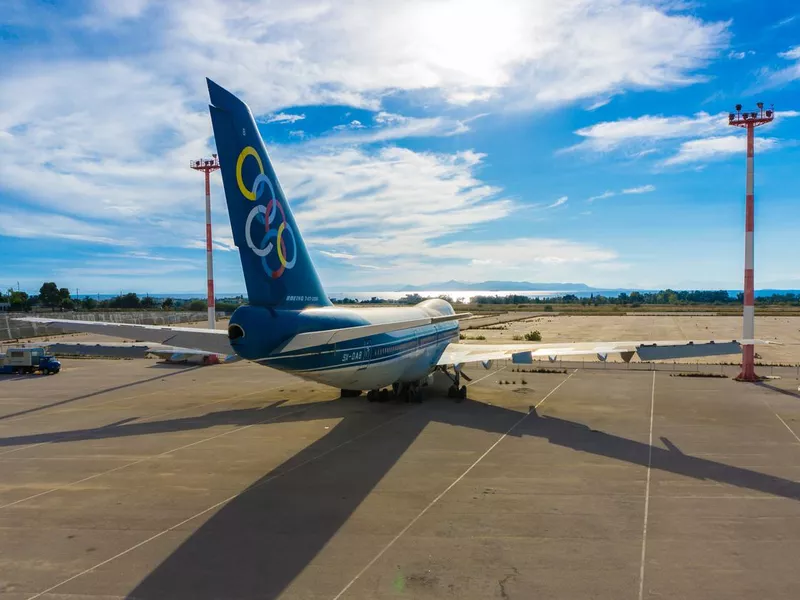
728 103 774 381
189 155 221 330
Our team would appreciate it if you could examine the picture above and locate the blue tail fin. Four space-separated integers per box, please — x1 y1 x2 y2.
207 78 330 309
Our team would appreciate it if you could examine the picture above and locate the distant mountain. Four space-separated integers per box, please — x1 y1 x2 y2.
397 280 597 292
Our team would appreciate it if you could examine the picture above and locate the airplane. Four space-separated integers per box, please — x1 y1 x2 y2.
18 79 755 402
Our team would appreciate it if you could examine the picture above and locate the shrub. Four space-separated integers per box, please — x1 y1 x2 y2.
544 305 553 312
512 335 523 341
524 330 542 342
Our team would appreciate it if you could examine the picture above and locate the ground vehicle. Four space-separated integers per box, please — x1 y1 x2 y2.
0 347 61 375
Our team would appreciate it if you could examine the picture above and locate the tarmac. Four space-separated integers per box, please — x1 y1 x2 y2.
0 357 798 599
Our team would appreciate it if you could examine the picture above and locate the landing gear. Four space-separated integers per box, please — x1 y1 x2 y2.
393 382 423 403
447 384 467 401
439 366 468 402
367 389 390 402
340 389 362 398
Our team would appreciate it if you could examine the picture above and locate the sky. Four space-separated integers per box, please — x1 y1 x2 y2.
1 0 800 295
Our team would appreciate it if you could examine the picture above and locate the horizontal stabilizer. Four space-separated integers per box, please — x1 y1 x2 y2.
14 317 232 355
278 318 432 353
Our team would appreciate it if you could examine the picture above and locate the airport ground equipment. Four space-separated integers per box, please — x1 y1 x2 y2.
0 347 61 375
728 103 774 382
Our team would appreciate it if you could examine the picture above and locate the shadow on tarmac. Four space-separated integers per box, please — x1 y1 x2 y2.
755 381 800 400
0 387 798 599
0 365 203 422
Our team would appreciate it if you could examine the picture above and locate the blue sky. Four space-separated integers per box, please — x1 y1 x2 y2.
1 0 800 295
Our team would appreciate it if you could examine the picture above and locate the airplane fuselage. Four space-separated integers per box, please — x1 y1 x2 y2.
228 298 460 390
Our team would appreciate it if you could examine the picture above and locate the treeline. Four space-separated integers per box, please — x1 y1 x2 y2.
0 283 247 313
469 290 800 306
331 290 800 306
332 293 438 305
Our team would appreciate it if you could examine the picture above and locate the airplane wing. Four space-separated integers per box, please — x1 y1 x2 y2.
13 317 232 355
15 313 473 357
438 339 765 366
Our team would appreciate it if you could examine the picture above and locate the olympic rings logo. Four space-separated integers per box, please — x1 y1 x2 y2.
236 146 296 279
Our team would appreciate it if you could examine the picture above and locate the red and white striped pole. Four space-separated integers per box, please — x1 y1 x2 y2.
729 104 772 382
204 169 216 330
190 155 221 330
740 123 756 380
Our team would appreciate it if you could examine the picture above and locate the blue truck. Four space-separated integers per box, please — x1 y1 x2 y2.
0 347 61 375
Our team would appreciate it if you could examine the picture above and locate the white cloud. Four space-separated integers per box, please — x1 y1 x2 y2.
663 135 780 166
0 0 725 287
566 108 798 166
622 184 656 194
321 114 469 145
0 210 127 246
564 111 728 153
269 146 621 282
587 191 616 202
333 120 365 131
103 0 729 113
759 45 800 88
263 112 306 124
547 196 568 208
587 185 654 202
779 46 800 60
727 50 754 60
320 250 357 260
586 98 612 111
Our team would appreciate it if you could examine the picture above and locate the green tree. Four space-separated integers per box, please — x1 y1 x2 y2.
109 293 141 309
141 296 157 309
8 290 31 312
161 297 174 310
82 297 97 310
39 282 60 309
58 287 71 311
186 299 207 311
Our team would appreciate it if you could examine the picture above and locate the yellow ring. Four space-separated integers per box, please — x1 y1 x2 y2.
276 221 287 266
235 146 264 201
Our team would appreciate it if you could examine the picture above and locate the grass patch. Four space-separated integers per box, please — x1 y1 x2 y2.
670 372 728 378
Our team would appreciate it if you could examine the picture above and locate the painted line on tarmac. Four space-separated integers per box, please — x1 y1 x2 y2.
758 396 800 444
24 405 419 600
0 388 310 509
331 369 577 600
775 414 800 443
466 365 507 387
638 371 656 600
